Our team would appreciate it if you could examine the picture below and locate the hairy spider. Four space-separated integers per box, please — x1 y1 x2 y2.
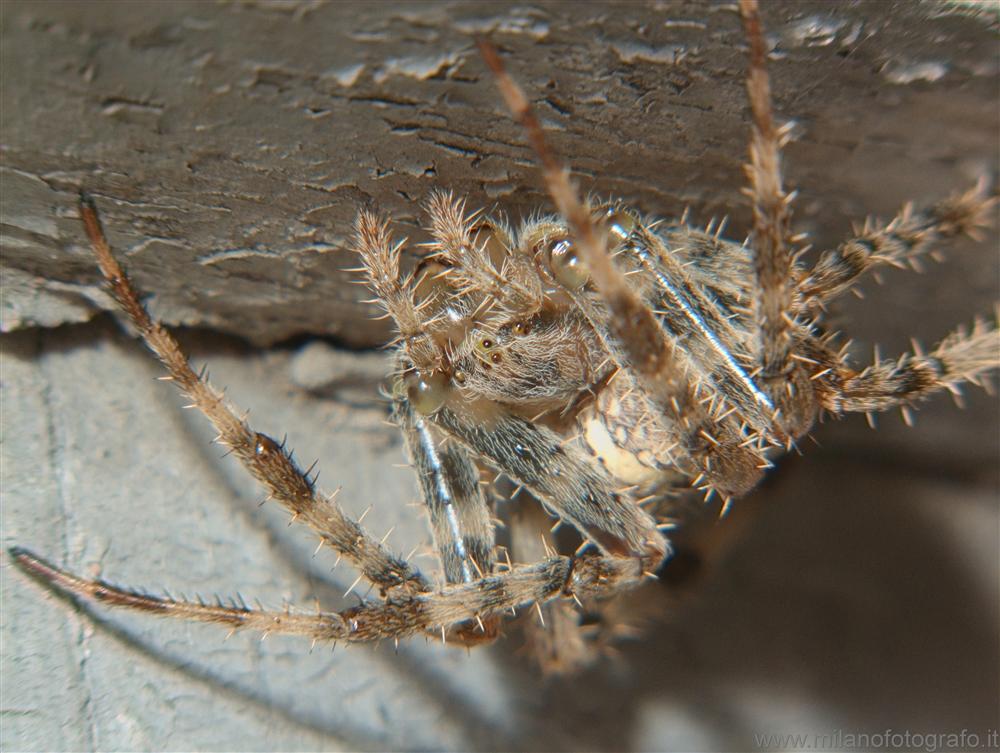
11 0 999 673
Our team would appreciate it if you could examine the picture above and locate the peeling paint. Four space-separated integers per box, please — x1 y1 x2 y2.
883 60 948 84
373 52 460 84
323 62 365 88
198 243 336 266
454 15 550 41
781 15 846 48
610 41 688 65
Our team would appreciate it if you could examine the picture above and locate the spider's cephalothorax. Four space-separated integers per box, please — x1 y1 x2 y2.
11 0 999 674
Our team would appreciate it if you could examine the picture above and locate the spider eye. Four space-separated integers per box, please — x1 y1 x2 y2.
473 334 503 368
547 238 589 290
474 335 497 357
404 370 450 415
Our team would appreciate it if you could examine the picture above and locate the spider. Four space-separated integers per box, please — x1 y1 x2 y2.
10 0 999 674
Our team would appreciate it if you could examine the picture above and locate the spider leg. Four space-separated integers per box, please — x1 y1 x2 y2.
10 545 643 643
393 394 501 644
395 396 495 584
353 210 443 371
799 183 995 307
509 496 593 674
77 195 429 598
654 224 753 316
478 39 768 500
433 399 668 567
818 318 1000 414
738 0 820 438
739 0 796 381
739 3 997 436
626 223 776 439
422 191 544 320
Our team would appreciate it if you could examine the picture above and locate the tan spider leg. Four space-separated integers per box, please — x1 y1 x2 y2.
739 1 997 435
11 546 641 644
819 318 1000 414
736 0 831 441
78 195 429 598
627 224 778 439
433 400 667 565
739 0 797 385
395 397 496 584
353 211 444 370
509 498 593 674
393 396 502 644
479 39 768 499
651 223 754 310
800 183 996 306
422 192 544 319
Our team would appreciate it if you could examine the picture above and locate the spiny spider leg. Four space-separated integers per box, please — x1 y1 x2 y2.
70 194 429 598
394 397 495 586
800 183 995 306
393 395 502 643
11 544 644 644
478 39 767 500
352 210 442 372
821 319 1000 415
432 402 666 565
736 1 1000 434
652 221 755 311
624 222 776 438
738 0 801 429
422 191 545 321
508 498 593 673
797 189 1000 417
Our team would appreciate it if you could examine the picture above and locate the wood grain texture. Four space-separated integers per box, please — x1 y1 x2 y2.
2 0 997 345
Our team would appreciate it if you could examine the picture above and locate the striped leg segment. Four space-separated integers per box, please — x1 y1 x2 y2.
394 396 501 644
79 195 429 598
10 546 644 644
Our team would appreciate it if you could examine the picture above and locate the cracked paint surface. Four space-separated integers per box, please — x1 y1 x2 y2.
2 1 997 347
